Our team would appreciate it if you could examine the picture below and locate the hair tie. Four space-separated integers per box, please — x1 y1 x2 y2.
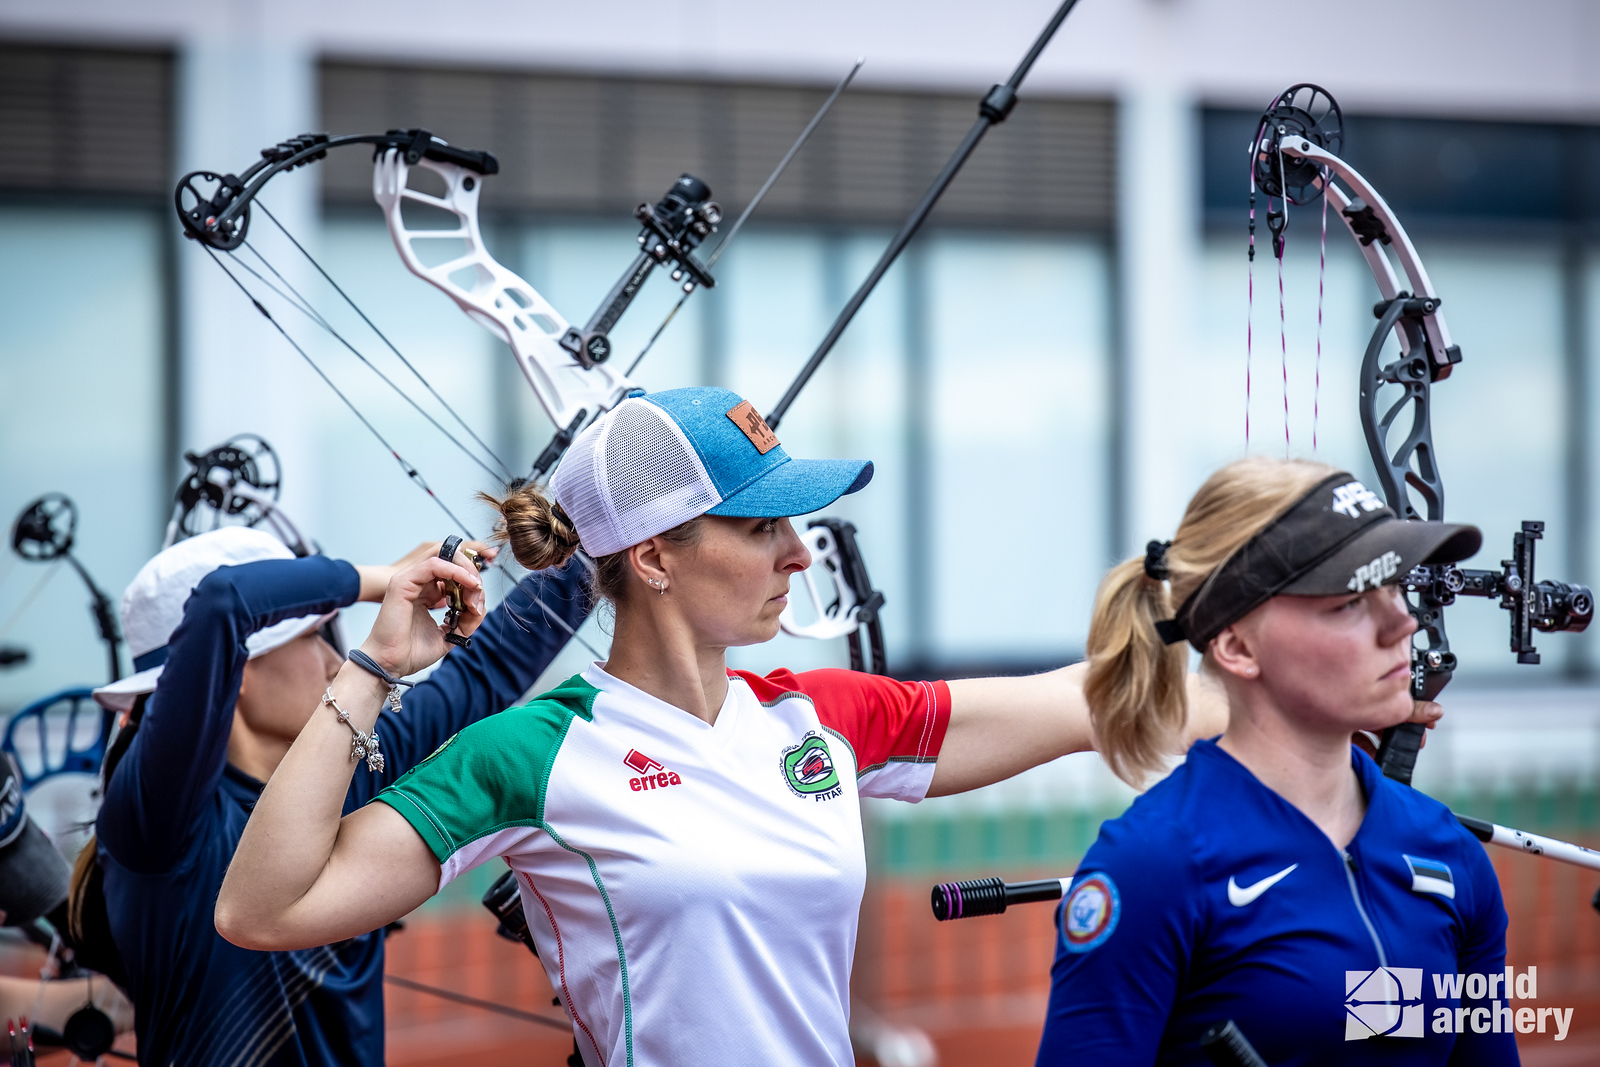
1143 540 1172 581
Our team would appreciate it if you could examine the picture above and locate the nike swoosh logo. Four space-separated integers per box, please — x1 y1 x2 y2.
1227 863 1298 907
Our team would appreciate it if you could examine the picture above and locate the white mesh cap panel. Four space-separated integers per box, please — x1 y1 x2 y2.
551 398 721 558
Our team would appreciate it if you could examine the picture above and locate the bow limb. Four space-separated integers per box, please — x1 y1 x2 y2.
373 150 637 431
1283 140 1460 374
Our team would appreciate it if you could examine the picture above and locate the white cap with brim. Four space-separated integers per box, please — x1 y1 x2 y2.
92 527 336 712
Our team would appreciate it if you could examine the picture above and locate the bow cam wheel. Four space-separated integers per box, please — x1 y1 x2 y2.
176 170 251 250
11 493 77 562
1253 83 1343 205
173 434 283 539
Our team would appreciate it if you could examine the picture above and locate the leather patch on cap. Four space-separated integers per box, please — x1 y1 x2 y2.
726 400 780 454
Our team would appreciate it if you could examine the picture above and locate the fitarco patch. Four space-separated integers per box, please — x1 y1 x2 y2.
780 731 842 800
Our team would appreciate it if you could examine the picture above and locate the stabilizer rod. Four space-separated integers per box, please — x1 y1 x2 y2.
931 813 1600 922
766 0 1083 430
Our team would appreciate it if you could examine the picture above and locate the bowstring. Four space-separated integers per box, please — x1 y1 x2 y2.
1276 148 1291 458
254 201 515 482
1246 126 1261 451
202 245 606 660
1314 184 1329 454
0 562 62 644
230 241 508 485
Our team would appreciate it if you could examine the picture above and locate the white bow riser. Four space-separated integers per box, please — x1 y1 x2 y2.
779 525 863 641
372 150 638 431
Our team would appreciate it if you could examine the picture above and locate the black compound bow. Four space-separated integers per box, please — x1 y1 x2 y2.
1250 84 1593 785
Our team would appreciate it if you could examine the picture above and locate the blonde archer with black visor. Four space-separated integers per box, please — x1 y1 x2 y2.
1037 457 1512 1065
217 387 1236 1066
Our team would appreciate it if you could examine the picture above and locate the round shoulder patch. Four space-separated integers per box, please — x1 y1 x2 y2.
1060 873 1121 953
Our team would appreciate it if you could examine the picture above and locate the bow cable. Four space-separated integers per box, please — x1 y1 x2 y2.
229 236 510 484
200 244 605 660
624 57 865 378
766 0 1084 430
254 200 515 480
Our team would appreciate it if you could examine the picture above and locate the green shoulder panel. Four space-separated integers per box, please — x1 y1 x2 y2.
373 673 599 863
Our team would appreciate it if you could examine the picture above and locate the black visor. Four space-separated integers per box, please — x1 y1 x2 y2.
1164 472 1481 650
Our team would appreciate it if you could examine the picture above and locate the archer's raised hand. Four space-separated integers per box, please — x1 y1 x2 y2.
355 540 496 602
357 555 486 679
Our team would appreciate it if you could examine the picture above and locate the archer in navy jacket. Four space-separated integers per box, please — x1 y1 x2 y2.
1036 739 1514 1066
96 554 588 1066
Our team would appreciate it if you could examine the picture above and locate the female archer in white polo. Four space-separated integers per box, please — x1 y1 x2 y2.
215 387 1328 1066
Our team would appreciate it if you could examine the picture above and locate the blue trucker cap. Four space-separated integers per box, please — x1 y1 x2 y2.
550 387 873 557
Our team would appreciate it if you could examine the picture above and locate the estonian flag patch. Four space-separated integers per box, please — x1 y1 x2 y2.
1404 854 1455 900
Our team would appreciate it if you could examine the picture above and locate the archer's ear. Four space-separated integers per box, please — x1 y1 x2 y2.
1207 625 1260 682
628 539 668 586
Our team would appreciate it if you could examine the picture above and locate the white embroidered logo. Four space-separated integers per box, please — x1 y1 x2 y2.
1348 550 1403 593
1331 481 1384 518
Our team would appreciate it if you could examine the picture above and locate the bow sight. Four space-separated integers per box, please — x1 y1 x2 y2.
530 172 722 478
1250 84 1594 784
562 173 722 369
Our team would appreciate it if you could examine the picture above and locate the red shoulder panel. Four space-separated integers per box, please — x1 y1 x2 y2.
732 667 950 773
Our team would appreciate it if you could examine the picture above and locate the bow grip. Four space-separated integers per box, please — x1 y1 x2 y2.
1376 721 1425 785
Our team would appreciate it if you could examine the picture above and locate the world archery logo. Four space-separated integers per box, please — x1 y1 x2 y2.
780 732 841 800
1346 967 1425 1040
1060 873 1120 953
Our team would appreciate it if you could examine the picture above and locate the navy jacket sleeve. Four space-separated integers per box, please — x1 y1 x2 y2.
97 556 360 875
1036 816 1199 1065
345 560 590 809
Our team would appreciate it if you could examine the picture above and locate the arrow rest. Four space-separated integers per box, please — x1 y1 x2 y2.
560 173 722 369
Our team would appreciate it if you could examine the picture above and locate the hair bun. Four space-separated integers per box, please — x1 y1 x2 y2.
477 483 582 571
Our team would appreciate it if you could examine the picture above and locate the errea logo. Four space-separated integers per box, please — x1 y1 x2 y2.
624 749 682 793
1348 550 1403 593
1331 481 1384 519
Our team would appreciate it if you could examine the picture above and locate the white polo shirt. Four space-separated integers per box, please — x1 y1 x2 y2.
375 664 951 1067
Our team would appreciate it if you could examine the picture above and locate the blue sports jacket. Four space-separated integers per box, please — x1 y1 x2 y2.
95 554 589 1066
1037 739 1516 1066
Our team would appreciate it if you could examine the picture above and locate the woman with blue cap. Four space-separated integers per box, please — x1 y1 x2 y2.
219 386 1229 1067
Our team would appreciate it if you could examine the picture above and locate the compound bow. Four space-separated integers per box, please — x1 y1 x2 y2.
161 433 312 555
1249 84 1593 785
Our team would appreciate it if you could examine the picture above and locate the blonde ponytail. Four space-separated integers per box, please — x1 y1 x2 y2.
1087 456 1340 786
